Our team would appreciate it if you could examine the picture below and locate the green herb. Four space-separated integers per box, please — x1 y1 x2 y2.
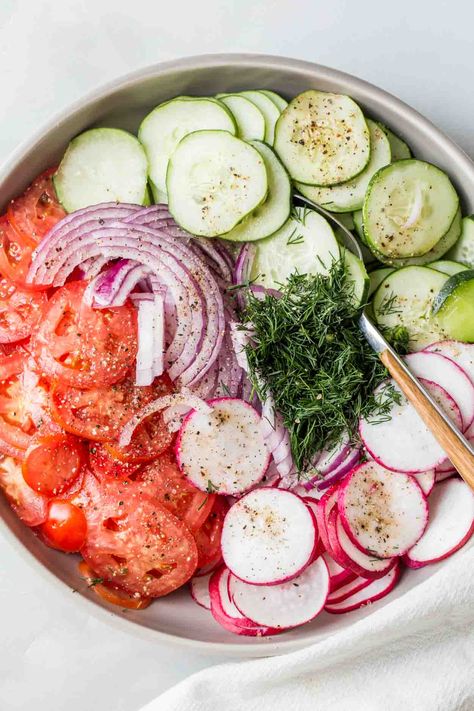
226 277 259 293
377 291 403 316
286 227 305 246
83 576 104 588
206 479 219 494
380 325 410 354
219 381 231 396
197 495 209 511
243 261 398 471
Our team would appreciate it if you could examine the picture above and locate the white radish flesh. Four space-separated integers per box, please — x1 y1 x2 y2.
229 556 329 629
327 574 372 604
405 351 474 431
175 397 269 495
404 479 474 568
221 488 317 584
321 551 356 592
335 512 396 576
360 379 462 473
325 563 401 613
338 461 428 558
411 469 435 496
190 572 212 610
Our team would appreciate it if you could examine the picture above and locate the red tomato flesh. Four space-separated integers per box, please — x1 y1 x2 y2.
0 456 48 526
0 275 47 343
7 168 66 244
78 561 151 609
22 434 86 497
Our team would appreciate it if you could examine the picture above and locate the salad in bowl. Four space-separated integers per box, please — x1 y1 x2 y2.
0 83 473 636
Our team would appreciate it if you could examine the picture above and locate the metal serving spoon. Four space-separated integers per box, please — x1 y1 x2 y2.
295 193 474 491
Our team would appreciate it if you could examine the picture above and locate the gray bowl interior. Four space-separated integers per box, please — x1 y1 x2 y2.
1 54 473 655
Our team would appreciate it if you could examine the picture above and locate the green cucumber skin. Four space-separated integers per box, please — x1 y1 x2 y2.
363 159 460 260
432 269 474 342
432 269 474 314
378 123 412 161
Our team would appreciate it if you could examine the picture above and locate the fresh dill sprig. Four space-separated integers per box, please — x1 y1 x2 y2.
377 291 403 316
286 227 305 246
243 261 397 471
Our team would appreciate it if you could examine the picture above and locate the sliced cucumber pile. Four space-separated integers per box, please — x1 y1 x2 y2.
379 124 412 161
363 159 459 259
138 97 236 202
237 90 282 144
432 270 474 342
54 128 148 212
368 267 394 297
218 94 266 141
249 207 340 289
167 130 268 237
260 89 288 111
274 90 370 187
296 120 391 212
428 259 468 276
373 266 448 350
343 250 369 306
446 215 474 267
221 141 291 242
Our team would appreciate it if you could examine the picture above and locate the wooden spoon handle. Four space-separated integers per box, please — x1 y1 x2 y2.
380 349 474 491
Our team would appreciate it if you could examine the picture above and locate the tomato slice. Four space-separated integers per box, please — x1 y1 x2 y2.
0 275 47 343
0 352 51 454
0 216 36 287
41 499 87 552
105 411 174 463
89 443 143 481
22 434 86 497
7 168 66 244
78 561 151 609
50 375 168 442
80 476 198 597
0 456 48 526
130 452 215 531
194 497 228 569
31 281 137 388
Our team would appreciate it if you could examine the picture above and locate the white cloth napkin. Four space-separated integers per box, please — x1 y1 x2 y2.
140 544 474 711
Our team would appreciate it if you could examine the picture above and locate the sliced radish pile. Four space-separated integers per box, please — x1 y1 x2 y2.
325 563 401 614
330 508 396 578
315 485 339 552
435 470 457 482
404 479 474 568
411 469 435 496
405 351 474 431
360 379 461 472
176 397 269 495
338 461 428 558
221 488 317 584
190 572 212 610
327 574 372 604
321 551 356 592
209 567 276 636
229 556 329 629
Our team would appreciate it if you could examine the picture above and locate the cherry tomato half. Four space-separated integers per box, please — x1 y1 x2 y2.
7 168 66 244
31 281 137 388
41 499 87 552
22 434 86 497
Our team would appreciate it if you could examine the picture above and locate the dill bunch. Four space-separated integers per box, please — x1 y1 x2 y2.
243 260 397 472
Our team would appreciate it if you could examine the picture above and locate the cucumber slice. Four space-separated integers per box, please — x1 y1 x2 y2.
373 266 448 350
344 250 369 306
432 270 474 342
221 141 291 242
363 159 459 259
274 90 370 187
260 90 288 111
336 212 355 232
353 210 367 244
374 208 462 267
368 267 394 297
167 130 267 237
446 215 474 267
249 207 340 289
428 260 468 276
379 124 412 161
296 120 391 212
218 94 266 141
238 91 281 144
54 128 148 212
138 97 236 200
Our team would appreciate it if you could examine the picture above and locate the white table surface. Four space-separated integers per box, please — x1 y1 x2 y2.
0 1 472 709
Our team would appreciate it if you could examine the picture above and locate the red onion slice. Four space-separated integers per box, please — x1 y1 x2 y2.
130 294 156 386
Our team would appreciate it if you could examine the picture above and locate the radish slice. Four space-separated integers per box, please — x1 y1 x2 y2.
403 479 474 568
435 470 457 482
360 379 462 473
321 551 356 592
175 397 270 495
221 488 317 585
209 567 276 636
325 563 401 614
315 485 339 553
338 461 428 558
331 509 396 578
229 556 329 629
327 574 372 604
405 351 474 431
425 341 474 383
190 572 212 610
411 469 435 496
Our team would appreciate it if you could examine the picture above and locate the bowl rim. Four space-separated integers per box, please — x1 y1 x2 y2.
1 52 473 656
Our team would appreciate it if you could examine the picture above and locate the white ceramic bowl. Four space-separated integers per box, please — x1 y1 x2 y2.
1 53 473 657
